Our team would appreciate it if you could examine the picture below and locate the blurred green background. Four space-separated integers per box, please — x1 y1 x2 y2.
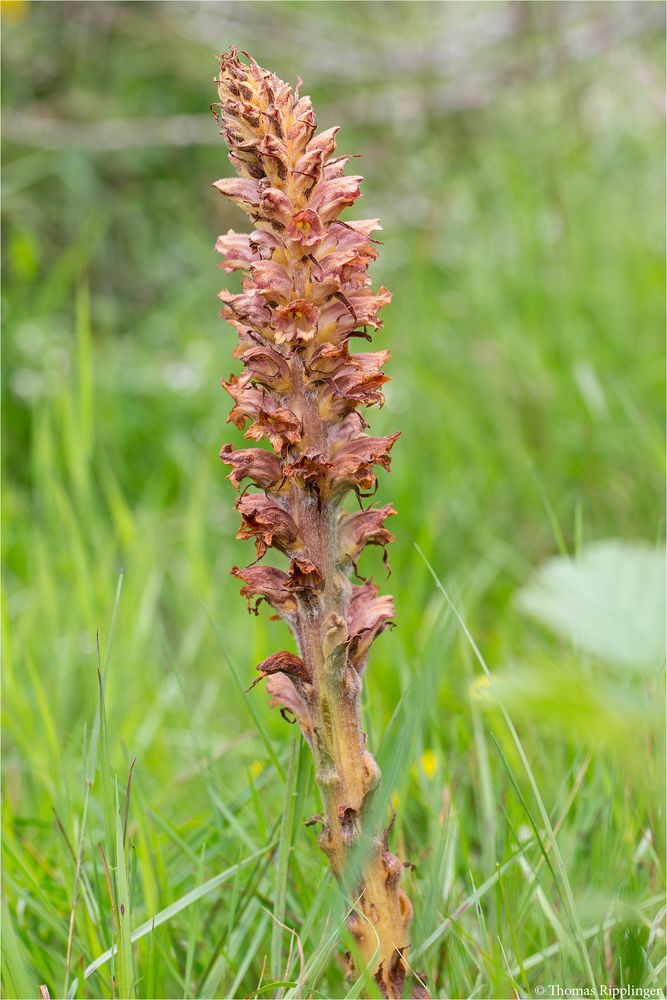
2 3 665 999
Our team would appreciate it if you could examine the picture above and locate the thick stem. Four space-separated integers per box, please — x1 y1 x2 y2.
290 383 411 998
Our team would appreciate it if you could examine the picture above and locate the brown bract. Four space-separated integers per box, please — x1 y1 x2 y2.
213 48 419 1000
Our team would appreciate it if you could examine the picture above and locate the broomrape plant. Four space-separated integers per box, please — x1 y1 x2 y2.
212 49 425 999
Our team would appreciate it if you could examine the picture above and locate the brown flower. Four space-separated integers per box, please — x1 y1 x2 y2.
330 429 400 495
338 505 396 564
212 177 260 216
282 451 332 491
236 494 300 558
347 580 395 670
220 444 284 491
215 230 260 271
237 344 292 391
319 351 390 418
219 287 272 333
231 564 296 617
305 342 349 378
311 174 363 222
258 186 293 227
274 299 319 345
265 672 314 743
253 649 309 684
223 375 302 452
286 209 324 246
249 260 293 303
287 556 323 592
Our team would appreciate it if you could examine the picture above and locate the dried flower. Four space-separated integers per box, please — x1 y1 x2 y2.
212 49 423 999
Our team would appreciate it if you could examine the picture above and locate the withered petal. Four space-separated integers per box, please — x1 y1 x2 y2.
255 649 309 682
329 431 400 494
339 505 396 563
259 186 293 225
238 344 292 390
223 375 302 452
283 451 332 490
232 564 296 616
265 672 314 743
213 177 261 215
248 260 294 302
215 230 260 271
220 443 284 490
347 579 395 669
236 493 300 557
312 175 363 223
287 556 323 592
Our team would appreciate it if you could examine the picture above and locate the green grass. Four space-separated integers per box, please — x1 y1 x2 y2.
2 3 665 998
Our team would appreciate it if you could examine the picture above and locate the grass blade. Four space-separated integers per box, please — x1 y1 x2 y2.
415 543 599 996
203 606 285 782
62 780 92 998
84 842 277 980
1 902 35 1000
97 661 116 874
270 736 301 981
115 782 135 998
87 571 125 783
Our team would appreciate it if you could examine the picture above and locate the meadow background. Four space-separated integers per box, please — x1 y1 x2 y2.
2 2 666 998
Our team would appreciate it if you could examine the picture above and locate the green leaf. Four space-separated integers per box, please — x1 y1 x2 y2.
516 539 666 670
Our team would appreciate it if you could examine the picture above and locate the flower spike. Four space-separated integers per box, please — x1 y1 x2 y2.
213 48 424 999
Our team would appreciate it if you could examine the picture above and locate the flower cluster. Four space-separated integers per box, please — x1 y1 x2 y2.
213 49 417 999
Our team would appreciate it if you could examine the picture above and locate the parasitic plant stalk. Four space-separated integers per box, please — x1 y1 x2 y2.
212 50 423 999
